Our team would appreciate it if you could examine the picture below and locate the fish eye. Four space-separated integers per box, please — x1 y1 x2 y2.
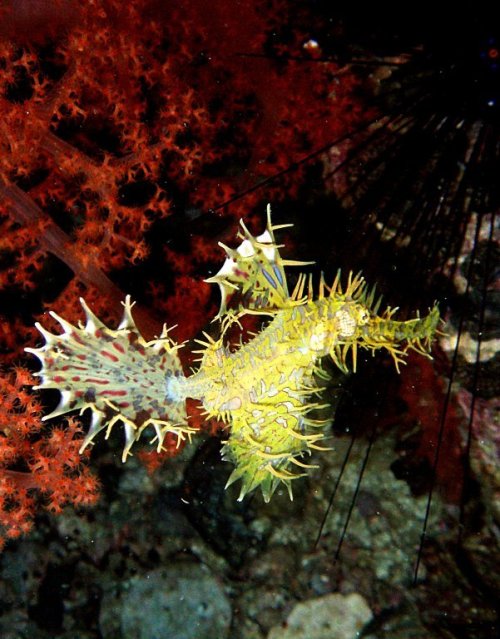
358 308 370 324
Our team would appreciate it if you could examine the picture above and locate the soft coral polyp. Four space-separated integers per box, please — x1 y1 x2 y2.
0 369 99 548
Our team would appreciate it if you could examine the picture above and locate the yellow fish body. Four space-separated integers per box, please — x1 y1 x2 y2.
27 206 440 502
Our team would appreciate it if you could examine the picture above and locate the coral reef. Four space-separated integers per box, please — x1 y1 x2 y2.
0 0 373 550
0 2 498 639
0 0 373 544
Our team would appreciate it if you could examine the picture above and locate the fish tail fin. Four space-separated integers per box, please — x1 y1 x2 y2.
26 296 196 462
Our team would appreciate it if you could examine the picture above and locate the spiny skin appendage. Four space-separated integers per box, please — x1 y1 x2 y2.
27 207 441 501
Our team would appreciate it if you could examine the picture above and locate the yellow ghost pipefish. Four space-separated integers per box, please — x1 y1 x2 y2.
26 206 440 502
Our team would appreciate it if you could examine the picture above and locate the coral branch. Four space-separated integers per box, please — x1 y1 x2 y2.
0 368 99 549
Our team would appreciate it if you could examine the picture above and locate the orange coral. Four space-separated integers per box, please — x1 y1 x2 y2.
0 0 375 486
1 0 373 339
0 368 99 549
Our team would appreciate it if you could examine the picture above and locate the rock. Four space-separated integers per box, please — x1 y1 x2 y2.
99 562 231 639
267 592 372 639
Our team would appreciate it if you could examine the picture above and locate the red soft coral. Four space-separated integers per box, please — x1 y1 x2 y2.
0 368 99 549
1 0 374 355
1 0 376 481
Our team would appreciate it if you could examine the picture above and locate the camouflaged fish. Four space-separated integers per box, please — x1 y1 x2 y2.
26 206 440 502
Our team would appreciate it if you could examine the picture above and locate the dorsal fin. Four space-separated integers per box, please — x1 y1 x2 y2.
206 204 313 316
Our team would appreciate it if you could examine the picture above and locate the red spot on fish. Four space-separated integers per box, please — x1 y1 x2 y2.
113 342 125 354
234 268 249 279
72 376 81 381
101 350 119 362
101 389 128 397
86 378 110 385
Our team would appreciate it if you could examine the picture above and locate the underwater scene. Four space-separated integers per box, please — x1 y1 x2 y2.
0 2 498 638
